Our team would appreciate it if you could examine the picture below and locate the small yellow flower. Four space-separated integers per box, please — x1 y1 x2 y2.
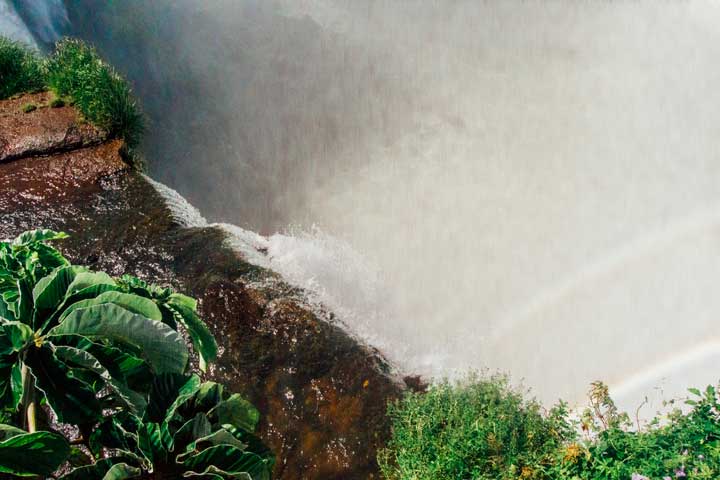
563 443 584 463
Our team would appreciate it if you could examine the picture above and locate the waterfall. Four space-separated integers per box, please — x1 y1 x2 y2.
7 0 68 48
5 0 720 414
0 0 37 47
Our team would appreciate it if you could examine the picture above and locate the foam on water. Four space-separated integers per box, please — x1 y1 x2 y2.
143 175 207 228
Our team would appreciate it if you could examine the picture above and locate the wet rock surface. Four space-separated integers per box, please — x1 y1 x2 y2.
0 92 106 163
0 95 403 479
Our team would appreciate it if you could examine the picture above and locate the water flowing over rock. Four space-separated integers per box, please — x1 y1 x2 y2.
0 92 404 479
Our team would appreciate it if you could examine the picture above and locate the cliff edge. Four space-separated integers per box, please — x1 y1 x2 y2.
0 92 404 480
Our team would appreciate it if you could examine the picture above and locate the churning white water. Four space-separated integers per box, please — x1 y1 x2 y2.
7 0 720 414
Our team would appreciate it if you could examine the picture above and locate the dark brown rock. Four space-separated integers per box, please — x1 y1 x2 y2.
0 92 106 163
0 96 403 479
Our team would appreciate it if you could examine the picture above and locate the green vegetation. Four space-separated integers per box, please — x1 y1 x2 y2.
0 230 273 478
49 97 65 108
47 39 144 148
0 37 45 99
380 375 720 480
20 102 36 113
0 35 144 151
378 374 572 480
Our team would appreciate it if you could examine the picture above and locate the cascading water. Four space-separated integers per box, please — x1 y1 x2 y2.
6 0 720 415
0 0 37 47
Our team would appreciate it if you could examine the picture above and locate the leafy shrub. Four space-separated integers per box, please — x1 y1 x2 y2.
47 38 144 148
381 375 720 480
553 384 720 480
0 37 45 99
378 374 572 480
0 230 273 478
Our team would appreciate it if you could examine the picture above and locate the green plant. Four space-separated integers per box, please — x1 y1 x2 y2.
62 374 274 479
46 38 144 148
0 230 272 478
0 37 45 99
49 97 65 108
378 373 572 480
381 375 720 480
0 35 145 162
20 102 36 113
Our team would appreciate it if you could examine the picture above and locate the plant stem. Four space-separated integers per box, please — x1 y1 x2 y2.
20 362 36 433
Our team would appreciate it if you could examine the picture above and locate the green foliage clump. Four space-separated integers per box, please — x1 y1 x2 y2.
0 35 144 152
381 375 720 480
49 97 65 108
378 374 572 480
552 383 720 480
47 38 144 148
0 37 45 100
0 230 274 478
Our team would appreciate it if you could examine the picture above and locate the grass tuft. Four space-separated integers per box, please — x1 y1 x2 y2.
46 38 144 148
0 37 46 99
21 102 37 113
49 97 65 108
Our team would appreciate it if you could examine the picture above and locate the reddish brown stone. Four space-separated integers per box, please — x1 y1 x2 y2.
0 92 106 163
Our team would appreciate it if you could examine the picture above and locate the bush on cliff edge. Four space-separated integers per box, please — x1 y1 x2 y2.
380 375 720 480
0 35 144 151
0 37 45 99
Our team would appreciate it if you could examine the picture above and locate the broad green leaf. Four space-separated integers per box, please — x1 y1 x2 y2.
146 374 197 423
0 298 14 322
59 457 142 480
54 345 147 413
0 322 33 355
31 242 71 274
0 424 26 441
184 427 247 453
50 303 189 374
138 422 167 465
41 283 121 332
170 413 212 452
165 381 221 428
0 364 21 410
25 345 103 425
12 230 68 246
32 266 84 316
0 429 70 477
178 445 272 480
222 426 273 464
166 301 217 372
103 463 142 480
54 335 151 392
89 417 138 457
168 293 197 310
15 278 33 324
60 292 162 324
65 271 116 297
208 394 260 433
